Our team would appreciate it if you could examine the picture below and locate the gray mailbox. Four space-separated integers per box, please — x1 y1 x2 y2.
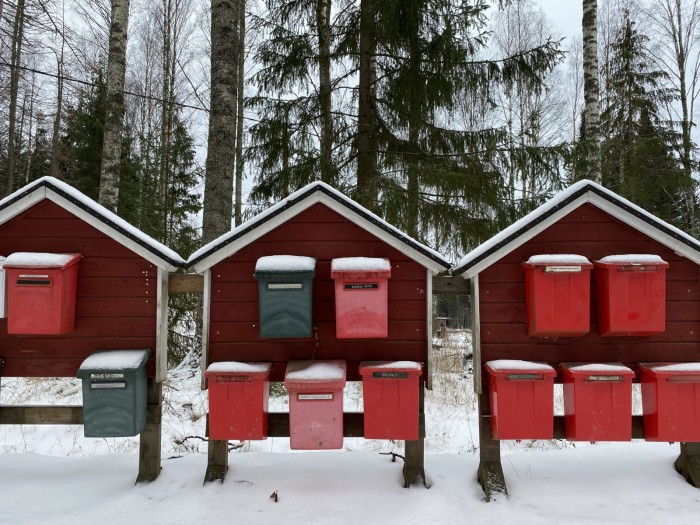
77 350 150 437
254 255 315 338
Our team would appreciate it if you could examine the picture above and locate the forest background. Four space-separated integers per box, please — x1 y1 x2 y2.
0 0 698 359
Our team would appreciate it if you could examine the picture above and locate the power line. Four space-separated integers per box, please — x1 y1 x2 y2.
0 60 210 113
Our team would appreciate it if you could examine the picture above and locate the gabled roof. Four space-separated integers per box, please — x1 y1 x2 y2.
0 177 185 270
187 181 451 273
453 179 700 278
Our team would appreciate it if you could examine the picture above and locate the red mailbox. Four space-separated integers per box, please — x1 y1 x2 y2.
594 255 668 336
640 363 700 442
486 360 556 440
331 257 391 339
205 362 272 440
4 252 82 334
284 360 346 450
562 363 634 442
522 255 593 337
359 361 422 440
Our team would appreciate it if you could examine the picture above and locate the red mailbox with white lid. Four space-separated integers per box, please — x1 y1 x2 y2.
522 254 593 337
594 254 668 336
205 361 272 440
331 257 391 338
4 252 82 334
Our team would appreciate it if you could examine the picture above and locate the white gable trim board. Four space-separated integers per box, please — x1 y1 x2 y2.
0 177 185 271
188 182 451 274
454 180 700 278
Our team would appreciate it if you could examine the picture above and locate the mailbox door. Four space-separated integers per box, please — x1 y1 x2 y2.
256 272 314 338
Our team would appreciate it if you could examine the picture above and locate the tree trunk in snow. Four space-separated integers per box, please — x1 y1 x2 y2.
6 0 26 196
99 0 130 212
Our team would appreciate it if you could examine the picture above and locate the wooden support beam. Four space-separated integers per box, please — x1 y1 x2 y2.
0 405 84 425
675 443 700 488
477 394 507 500
403 383 428 488
136 379 163 483
204 414 229 484
169 272 469 296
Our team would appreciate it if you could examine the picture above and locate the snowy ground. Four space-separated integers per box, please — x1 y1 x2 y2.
2 331 700 524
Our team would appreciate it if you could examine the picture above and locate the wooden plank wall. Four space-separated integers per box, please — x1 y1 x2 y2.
478 203 700 368
0 200 158 377
208 203 429 382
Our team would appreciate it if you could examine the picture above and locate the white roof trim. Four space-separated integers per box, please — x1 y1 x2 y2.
454 179 700 278
0 177 185 271
188 182 450 274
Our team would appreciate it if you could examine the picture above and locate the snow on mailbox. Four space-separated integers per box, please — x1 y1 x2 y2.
254 255 316 338
331 257 391 338
522 254 593 337
77 349 150 438
4 252 82 334
594 254 668 336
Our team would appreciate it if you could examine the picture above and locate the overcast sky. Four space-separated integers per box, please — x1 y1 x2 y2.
534 0 583 41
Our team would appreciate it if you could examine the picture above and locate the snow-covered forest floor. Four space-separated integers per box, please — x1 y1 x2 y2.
1 331 700 524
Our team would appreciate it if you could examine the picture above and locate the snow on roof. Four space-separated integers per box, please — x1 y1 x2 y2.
4 252 81 269
78 350 150 372
646 363 700 374
596 254 667 265
359 361 422 372
0 177 185 269
453 179 700 277
525 254 591 265
255 255 316 272
331 257 391 273
186 181 450 272
566 363 633 374
205 361 271 375
485 359 555 372
284 360 347 383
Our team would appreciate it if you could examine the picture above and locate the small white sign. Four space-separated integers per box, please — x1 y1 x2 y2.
90 382 127 389
90 373 125 379
268 283 303 290
298 393 333 401
544 266 581 273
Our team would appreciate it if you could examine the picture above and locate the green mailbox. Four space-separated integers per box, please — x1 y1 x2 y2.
77 350 150 437
254 256 316 338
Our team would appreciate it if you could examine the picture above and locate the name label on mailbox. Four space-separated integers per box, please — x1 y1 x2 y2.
90 373 125 379
586 375 623 382
544 266 581 273
507 373 544 380
216 375 252 383
344 283 378 290
372 372 409 379
90 382 126 389
267 283 303 290
298 393 333 401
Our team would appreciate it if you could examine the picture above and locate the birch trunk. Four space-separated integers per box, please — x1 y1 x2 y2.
6 0 26 195
582 0 601 184
317 0 333 184
357 0 378 212
234 0 245 226
99 0 130 212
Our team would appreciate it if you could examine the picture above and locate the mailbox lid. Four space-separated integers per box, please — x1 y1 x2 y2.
561 362 635 380
522 254 593 271
77 349 150 378
4 252 82 270
359 360 422 378
284 360 346 390
254 255 316 280
331 257 391 280
205 361 272 381
485 359 556 378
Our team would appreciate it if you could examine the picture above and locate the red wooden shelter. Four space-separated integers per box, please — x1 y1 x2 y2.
453 179 700 499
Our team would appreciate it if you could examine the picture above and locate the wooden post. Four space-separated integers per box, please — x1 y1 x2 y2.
403 382 428 487
675 443 700 488
477 392 507 500
204 424 229 483
136 378 162 483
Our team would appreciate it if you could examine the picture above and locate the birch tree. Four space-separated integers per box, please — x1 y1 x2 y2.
98 0 130 212
582 0 601 183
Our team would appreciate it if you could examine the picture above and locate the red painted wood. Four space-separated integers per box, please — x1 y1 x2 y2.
0 200 158 377
207 203 429 381
478 203 700 374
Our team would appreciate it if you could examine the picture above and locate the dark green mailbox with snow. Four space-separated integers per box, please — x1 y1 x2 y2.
254 256 315 338
77 349 150 437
